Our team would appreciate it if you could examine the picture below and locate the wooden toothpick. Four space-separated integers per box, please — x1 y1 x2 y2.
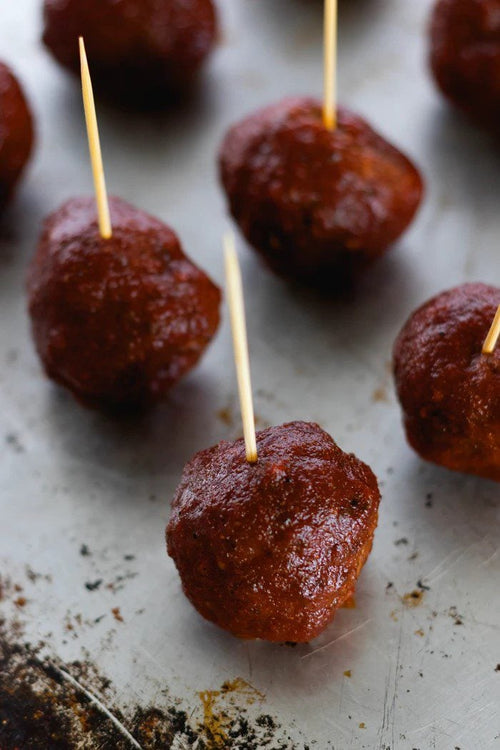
79 37 112 239
482 304 500 354
224 234 258 464
323 0 337 131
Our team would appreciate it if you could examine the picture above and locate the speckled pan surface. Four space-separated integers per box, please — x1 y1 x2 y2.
0 1 499 749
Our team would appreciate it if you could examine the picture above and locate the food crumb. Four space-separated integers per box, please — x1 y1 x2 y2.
341 595 356 609
14 597 26 608
343 670 351 678
414 628 424 637
359 722 366 729
402 590 424 607
217 407 233 426
84 580 102 592
372 386 389 403
111 607 123 623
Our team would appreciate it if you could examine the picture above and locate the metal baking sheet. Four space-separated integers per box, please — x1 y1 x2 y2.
1 1 499 748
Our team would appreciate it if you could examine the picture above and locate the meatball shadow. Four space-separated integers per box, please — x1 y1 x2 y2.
423 103 500 214
171 567 380 698
41 370 224 484
47 63 222 164
245 241 422 364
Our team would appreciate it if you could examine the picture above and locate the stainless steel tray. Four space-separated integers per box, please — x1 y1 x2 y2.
1 1 499 748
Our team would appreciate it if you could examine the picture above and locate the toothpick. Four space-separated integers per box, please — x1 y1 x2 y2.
79 37 112 239
224 234 258 464
323 0 337 130
482 304 500 354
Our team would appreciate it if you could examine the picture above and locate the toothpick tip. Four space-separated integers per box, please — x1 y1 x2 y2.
482 303 500 355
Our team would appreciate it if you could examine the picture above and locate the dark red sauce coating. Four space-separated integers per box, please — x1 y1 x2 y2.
0 62 34 212
27 196 221 411
167 421 380 643
42 0 217 108
219 97 423 291
393 283 500 482
430 0 500 133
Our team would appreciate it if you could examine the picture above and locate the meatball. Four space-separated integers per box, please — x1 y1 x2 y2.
0 62 34 212
429 0 500 133
42 0 217 108
393 283 500 482
167 421 380 643
219 97 423 291
27 196 221 411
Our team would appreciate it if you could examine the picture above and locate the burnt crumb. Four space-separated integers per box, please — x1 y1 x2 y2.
25 567 38 583
417 579 430 591
256 714 277 730
25 567 51 584
402 590 424 607
394 538 408 546
385 582 394 591
425 493 433 508
0 631 131 749
79 544 91 557
5 433 24 453
123 555 135 561
84 580 103 592
0 616 298 749
448 606 464 626
94 615 106 624
495 664 500 672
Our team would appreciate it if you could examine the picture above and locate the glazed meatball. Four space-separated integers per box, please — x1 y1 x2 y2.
42 0 217 108
394 283 500 482
27 196 221 411
430 0 500 133
0 62 34 212
167 421 380 643
219 97 423 291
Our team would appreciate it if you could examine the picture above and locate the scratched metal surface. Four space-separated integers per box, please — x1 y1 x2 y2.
0 0 499 748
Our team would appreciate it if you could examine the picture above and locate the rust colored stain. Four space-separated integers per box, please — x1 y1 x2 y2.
198 676 266 746
198 689 229 748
